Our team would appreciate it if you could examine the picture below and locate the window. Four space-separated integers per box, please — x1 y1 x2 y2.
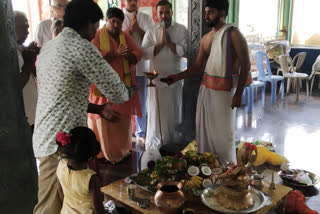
239 0 279 40
291 0 320 46
174 0 188 69
108 0 120 8
174 0 188 28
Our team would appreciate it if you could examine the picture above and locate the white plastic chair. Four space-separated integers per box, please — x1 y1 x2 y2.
291 52 307 72
310 57 320 94
278 54 309 101
292 52 307 90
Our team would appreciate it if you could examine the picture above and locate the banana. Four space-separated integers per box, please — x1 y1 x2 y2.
191 180 201 186
191 176 203 181
191 177 203 184
187 181 196 188
185 181 194 188
190 180 202 188
194 181 202 186
183 176 204 189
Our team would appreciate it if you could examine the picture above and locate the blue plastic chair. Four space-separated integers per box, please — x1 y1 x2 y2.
242 81 265 113
254 51 284 104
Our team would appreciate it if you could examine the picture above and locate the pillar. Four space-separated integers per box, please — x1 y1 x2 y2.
0 0 38 213
278 0 293 41
181 0 210 143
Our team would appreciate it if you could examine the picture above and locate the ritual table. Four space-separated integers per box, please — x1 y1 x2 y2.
101 179 292 214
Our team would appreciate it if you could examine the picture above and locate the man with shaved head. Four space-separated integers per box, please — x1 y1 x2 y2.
34 0 68 47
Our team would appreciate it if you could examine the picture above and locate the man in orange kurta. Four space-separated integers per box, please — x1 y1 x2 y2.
88 7 142 163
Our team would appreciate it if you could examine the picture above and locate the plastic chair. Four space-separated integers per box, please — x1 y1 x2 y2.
277 54 292 76
278 54 309 101
310 71 320 94
254 51 284 104
291 52 307 73
242 81 265 113
291 52 307 91
310 58 320 94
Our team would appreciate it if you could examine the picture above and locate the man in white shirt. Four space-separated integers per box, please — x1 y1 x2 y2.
34 0 68 47
142 0 188 150
122 0 154 145
14 11 39 129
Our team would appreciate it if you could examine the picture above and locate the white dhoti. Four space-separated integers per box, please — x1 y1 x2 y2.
196 85 236 165
142 21 188 151
146 83 182 150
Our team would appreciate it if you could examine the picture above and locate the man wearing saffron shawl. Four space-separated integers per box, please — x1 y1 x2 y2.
89 7 142 163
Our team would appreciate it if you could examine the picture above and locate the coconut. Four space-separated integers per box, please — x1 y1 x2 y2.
211 168 223 175
202 178 213 188
173 159 187 171
200 165 212 177
187 166 200 176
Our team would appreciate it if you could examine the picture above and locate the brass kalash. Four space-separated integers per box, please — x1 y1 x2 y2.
214 143 258 210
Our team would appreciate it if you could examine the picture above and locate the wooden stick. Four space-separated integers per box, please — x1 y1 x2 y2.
155 87 163 146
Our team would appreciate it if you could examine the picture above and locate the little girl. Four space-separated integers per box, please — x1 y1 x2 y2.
56 126 105 214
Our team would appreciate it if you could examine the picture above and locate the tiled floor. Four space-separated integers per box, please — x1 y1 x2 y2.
98 90 320 213
236 91 320 212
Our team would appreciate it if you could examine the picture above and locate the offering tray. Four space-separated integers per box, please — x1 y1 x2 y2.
201 186 266 213
125 173 156 194
279 169 320 187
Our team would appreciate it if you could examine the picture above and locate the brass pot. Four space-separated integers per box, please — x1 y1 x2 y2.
154 181 185 214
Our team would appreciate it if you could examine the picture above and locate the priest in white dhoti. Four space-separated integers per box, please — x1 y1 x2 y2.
141 0 188 150
161 0 252 164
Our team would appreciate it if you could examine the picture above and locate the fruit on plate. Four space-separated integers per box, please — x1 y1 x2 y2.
211 168 223 175
181 140 198 155
173 159 187 171
202 152 217 163
186 151 198 157
202 178 213 188
189 176 203 189
185 151 201 165
181 176 203 189
200 165 212 177
185 151 217 166
188 166 200 176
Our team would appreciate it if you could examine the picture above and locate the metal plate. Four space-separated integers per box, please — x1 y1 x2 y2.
201 186 266 214
279 169 320 187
